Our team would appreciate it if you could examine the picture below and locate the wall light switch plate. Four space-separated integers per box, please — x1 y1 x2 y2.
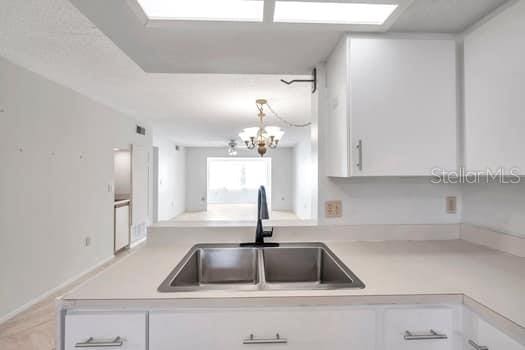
325 200 342 218
446 196 457 214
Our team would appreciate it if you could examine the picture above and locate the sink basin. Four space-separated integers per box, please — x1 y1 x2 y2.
158 244 260 292
158 243 365 292
262 245 365 289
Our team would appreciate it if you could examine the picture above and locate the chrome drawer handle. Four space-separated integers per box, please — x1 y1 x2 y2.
404 330 448 340
75 336 123 348
243 333 288 345
356 139 363 171
469 339 489 350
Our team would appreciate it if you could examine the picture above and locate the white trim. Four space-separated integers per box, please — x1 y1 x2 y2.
0 255 114 325
130 236 147 249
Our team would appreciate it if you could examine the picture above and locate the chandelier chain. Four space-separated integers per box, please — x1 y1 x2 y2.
262 102 312 128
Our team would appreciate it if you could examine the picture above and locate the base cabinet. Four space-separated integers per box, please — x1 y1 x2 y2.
149 307 377 350
64 311 146 350
61 305 524 350
463 308 524 350
383 306 460 350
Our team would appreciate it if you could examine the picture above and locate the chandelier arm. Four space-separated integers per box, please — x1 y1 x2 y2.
265 102 312 128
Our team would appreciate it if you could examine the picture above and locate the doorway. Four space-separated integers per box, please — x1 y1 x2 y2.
113 148 131 253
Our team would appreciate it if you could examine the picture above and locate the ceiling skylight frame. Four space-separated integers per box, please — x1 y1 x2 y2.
274 1 398 25
135 0 265 23
130 0 413 31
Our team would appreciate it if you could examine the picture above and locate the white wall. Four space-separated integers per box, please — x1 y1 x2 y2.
314 64 462 225
153 136 186 221
185 147 294 212
0 57 152 321
462 182 525 237
293 133 315 219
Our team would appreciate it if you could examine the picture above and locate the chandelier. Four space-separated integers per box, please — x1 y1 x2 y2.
239 99 284 157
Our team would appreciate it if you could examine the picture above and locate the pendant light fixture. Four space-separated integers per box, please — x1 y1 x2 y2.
239 99 284 157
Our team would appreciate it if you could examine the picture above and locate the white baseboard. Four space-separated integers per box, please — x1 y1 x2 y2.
130 236 147 249
460 223 525 258
0 255 114 325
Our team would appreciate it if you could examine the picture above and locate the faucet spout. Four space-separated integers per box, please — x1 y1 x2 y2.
258 186 269 220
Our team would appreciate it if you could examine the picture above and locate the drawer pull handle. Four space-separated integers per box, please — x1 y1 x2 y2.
75 336 123 348
243 333 288 345
356 139 363 171
469 340 489 350
404 330 448 341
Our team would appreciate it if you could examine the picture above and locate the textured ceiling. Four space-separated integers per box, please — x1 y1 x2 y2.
0 0 312 147
390 0 510 33
0 0 511 147
71 0 510 74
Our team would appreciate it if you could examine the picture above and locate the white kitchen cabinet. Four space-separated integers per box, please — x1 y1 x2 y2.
325 35 457 177
462 308 525 350
463 1 525 175
384 306 460 350
149 307 377 350
64 311 146 350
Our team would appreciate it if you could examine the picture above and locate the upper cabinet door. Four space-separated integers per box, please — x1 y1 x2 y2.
325 35 458 177
350 37 457 177
464 1 525 176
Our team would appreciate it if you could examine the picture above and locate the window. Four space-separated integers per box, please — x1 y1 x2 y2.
207 157 271 206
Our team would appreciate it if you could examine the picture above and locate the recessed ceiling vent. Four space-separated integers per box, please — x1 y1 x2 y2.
136 125 146 135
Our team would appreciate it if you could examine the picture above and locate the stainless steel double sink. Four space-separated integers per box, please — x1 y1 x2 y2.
158 243 365 292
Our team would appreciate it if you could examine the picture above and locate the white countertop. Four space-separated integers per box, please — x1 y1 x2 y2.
63 238 525 332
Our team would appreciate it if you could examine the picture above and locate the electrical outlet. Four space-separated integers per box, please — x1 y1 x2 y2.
84 236 91 247
325 200 342 218
446 196 457 214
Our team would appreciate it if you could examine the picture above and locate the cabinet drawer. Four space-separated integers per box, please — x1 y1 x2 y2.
384 307 456 350
464 308 525 350
65 311 146 350
150 307 376 350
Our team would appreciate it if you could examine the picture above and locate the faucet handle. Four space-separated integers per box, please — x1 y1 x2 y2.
263 227 274 238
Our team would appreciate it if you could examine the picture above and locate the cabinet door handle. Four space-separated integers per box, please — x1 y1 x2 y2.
243 333 288 345
468 339 489 350
404 330 448 340
356 139 363 171
75 336 123 348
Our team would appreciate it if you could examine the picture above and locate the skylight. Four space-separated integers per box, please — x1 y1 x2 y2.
136 0 264 22
274 2 398 25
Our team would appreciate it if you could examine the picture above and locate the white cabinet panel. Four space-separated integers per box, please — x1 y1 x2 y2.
464 1 525 175
384 307 458 350
115 204 130 252
150 307 376 350
350 37 457 176
326 36 351 177
325 35 457 177
64 311 146 350
463 307 525 350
